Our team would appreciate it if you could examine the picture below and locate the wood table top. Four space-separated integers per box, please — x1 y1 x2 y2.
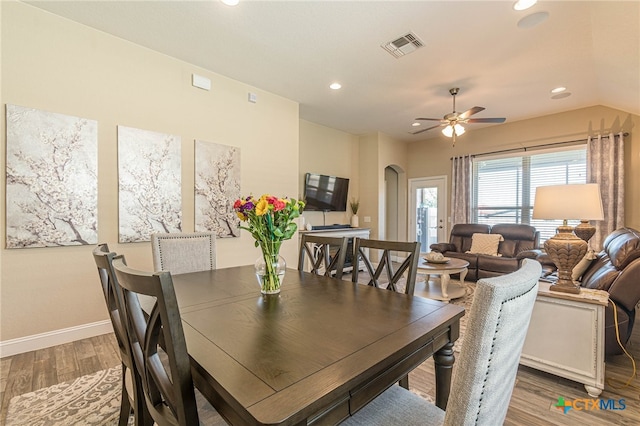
171 265 464 425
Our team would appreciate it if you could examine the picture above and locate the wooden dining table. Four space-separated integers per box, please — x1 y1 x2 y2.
169 265 464 425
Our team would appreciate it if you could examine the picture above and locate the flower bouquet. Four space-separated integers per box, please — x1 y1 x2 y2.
234 194 305 294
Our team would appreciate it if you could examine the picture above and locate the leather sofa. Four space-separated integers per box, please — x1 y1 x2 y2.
430 223 540 281
537 227 640 356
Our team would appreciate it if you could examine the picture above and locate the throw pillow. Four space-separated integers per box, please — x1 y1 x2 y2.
466 233 504 256
572 249 597 281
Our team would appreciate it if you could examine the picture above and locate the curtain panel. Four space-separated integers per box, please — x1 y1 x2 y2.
451 155 472 226
587 132 625 251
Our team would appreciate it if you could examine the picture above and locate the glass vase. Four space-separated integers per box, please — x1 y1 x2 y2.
255 241 286 294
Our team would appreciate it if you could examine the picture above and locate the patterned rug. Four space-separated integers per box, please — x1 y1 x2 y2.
447 281 475 352
5 366 127 426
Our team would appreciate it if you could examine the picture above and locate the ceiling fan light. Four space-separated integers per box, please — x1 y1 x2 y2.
442 124 466 138
513 0 537 11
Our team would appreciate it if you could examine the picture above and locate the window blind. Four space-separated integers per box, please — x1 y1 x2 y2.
472 145 587 243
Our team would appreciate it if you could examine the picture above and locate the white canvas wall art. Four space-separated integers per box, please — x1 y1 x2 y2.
5 104 98 248
118 126 182 243
194 140 241 238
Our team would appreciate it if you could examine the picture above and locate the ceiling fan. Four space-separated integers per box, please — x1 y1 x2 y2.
411 88 506 145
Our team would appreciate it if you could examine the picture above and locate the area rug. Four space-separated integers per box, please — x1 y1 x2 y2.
447 281 475 352
5 366 127 426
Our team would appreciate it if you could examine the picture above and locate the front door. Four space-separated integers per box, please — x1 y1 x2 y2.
409 176 447 253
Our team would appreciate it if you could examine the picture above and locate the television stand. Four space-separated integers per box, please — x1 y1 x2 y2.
311 224 352 230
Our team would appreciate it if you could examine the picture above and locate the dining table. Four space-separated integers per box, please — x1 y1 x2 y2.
168 265 465 425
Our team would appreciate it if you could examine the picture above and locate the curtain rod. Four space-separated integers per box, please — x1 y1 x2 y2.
452 132 629 160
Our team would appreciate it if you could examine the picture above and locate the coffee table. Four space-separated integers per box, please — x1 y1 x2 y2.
416 257 469 301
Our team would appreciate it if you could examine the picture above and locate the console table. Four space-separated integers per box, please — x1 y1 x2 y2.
520 282 608 397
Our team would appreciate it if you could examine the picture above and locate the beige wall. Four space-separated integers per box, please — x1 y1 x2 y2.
377 132 409 242
407 105 639 230
2 2 638 348
298 120 359 227
1 2 299 341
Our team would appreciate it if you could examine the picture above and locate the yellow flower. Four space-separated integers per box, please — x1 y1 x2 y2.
236 212 247 221
255 198 269 216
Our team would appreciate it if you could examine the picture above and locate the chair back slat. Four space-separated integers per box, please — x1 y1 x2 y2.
113 256 199 426
298 234 349 279
351 238 420 295
92 244 151 425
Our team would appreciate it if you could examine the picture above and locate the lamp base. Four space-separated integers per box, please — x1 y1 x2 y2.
574 220 596 242
544 225 588 294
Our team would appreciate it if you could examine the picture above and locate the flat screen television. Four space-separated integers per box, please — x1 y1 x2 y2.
304 173 349 212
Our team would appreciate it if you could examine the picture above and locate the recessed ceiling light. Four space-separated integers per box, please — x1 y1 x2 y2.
513 0 537 11
221 0 240 6
551 87 566 94
412 122 421 127
551 92 572 100
329 83 342 90
517 11 549 29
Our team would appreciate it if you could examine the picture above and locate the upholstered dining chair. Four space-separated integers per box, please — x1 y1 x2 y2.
92 244 150 426
151 232 216 275
351 238 421 295
341 259 542 426
112 257 224 426
298 234 349 279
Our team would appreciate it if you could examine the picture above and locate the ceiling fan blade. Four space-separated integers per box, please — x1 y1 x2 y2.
411 123 444 135
415 117 445 122
466 117 506 123
457 106 485 120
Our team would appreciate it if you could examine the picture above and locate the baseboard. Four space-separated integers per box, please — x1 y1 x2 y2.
0 320 114 358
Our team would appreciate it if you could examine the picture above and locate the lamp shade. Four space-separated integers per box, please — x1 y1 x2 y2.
442 123 465 137
532 183 604 220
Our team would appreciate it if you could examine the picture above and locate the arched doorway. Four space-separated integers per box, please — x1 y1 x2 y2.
383 165 407 242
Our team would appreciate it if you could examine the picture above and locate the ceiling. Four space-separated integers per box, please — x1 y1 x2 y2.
26 1 640 142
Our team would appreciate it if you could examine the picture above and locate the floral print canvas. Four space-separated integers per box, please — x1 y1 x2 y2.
118 126 182 243
6 104 98 248
195 140 240 238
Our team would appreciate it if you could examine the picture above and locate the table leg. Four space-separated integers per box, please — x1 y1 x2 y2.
441 273 450 299
459 268 468 285
434 342 455 410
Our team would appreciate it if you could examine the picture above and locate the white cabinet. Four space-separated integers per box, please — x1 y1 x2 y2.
520 282 607 397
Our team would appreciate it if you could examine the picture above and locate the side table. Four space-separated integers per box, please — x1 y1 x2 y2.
520 281 607 397
416 257 469 301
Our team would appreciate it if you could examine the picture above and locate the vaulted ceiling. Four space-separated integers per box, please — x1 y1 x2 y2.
28 1 640 141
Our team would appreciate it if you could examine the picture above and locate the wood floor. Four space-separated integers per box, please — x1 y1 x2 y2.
2 320 639 425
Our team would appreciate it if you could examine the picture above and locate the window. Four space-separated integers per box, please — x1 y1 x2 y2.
472 145 586 243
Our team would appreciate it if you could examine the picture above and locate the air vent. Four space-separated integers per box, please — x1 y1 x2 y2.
381 32 424 58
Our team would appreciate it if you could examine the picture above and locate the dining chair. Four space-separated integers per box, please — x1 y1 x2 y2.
92 244 150 426
351 238 421 295
298 234 349 279
112 256 224 426
151 232 216 275
342 259 542 426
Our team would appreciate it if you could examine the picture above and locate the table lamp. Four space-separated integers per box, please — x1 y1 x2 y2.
532 184 604 294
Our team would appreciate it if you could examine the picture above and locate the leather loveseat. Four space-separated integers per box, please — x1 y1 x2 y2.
538 227 640 356
430 223 540 281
